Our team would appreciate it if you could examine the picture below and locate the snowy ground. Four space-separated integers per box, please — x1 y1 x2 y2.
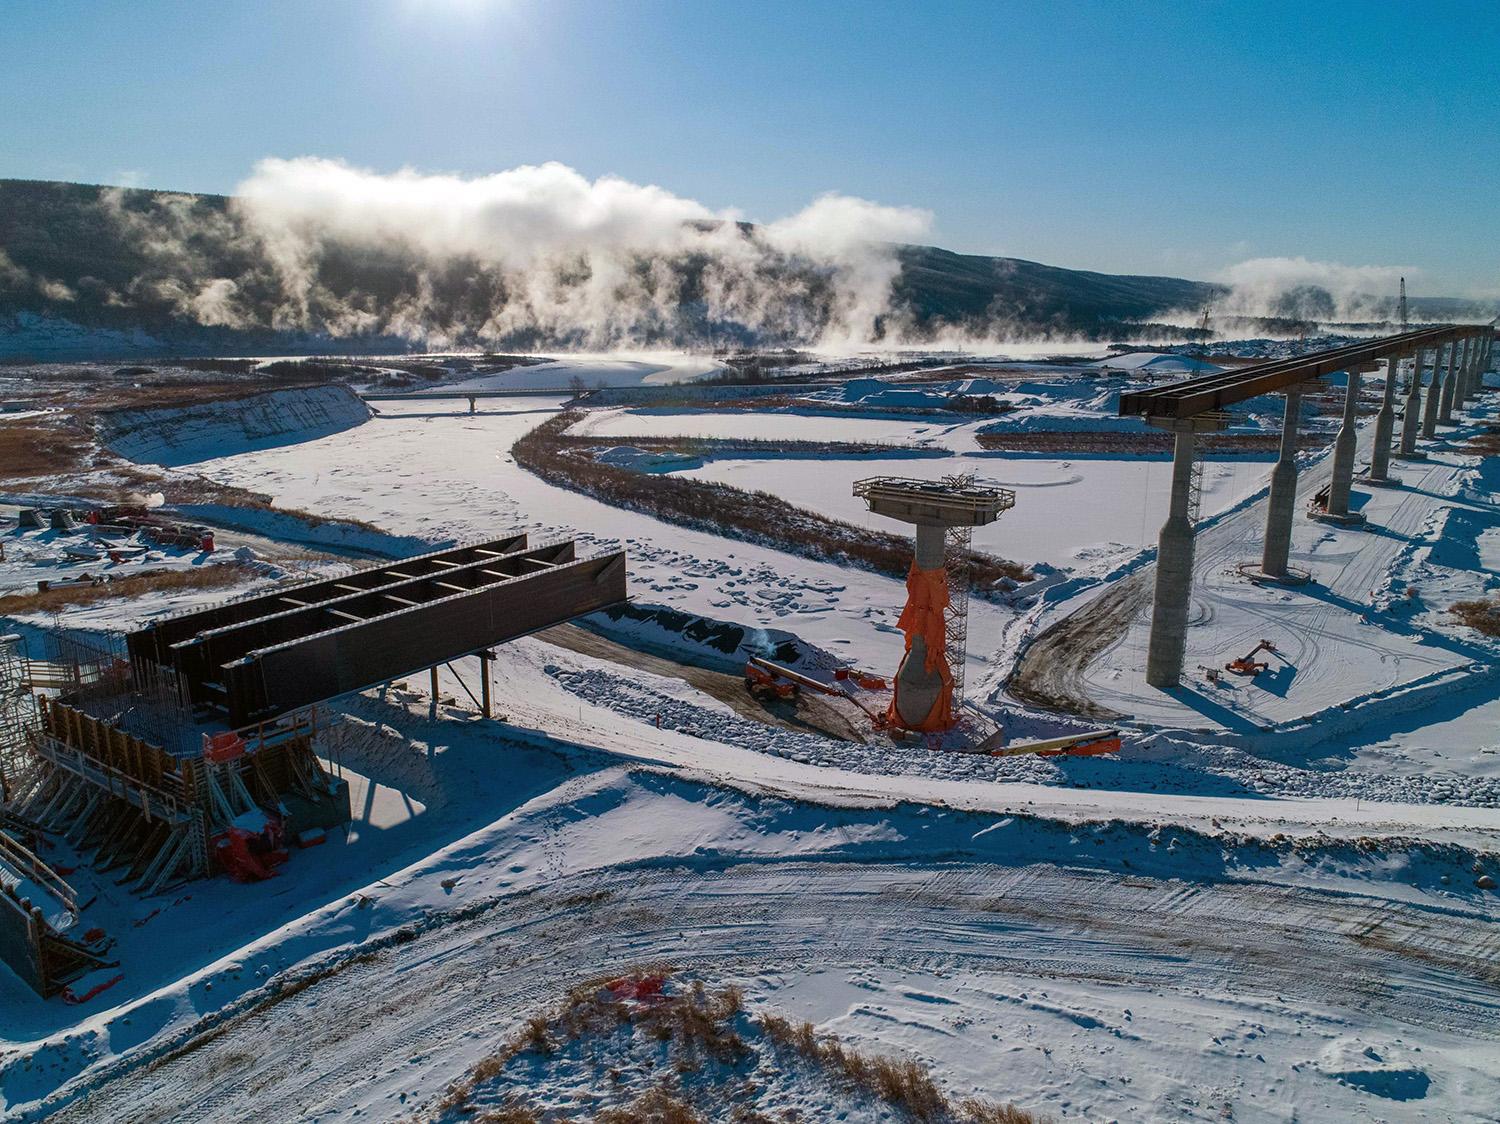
7 764 1497 1123
1076 406 1499 737
4 353 1499 1123
438 353 726 390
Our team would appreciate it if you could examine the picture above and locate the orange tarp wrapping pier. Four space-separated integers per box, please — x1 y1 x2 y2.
887 563 955 732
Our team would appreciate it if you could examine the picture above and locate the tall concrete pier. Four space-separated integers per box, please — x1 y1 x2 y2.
1421 342 1445 438
1320 366 1366 523
1145 423 1199 688
1260 388 1304 577
1455 338 1473 407
1367 355 1401 484
1398 346 1427 460
1438 342 1459 425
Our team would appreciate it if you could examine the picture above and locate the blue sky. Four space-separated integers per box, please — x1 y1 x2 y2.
2 0 1496 294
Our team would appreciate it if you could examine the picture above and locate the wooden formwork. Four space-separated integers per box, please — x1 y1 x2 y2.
14 698 343 898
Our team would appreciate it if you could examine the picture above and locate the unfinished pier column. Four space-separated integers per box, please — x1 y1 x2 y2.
853 476 1013 733
1421 342 1445 438
1145 424 1198 689
1261 388 1303 576
1322 367 1365 522
1398 347 1426 460
1368 355 1400 484
1438 342 1458 425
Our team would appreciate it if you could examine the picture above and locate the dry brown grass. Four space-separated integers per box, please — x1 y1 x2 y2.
756 1012 1043 1124
1451 598 1500 637
0 422 95 480
0 564 247 614
1465 427 1500 456
595 1084 703 1123
432 970 1038 1123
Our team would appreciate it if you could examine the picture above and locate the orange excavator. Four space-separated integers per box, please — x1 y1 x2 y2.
1226 639 1278 677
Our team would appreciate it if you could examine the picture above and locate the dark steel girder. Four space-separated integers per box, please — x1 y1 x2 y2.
1118 325 1493 420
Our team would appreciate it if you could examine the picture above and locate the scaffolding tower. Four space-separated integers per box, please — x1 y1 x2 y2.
0 635 39 802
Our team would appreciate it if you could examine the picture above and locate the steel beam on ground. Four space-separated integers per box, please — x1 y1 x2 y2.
128 534 529 667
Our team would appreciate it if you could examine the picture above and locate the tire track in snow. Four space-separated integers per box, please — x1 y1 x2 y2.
35 859 1500 1123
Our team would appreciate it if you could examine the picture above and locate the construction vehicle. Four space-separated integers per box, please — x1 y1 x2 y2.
977 727 1122 757
1226 639 1278 676
744 659 800 700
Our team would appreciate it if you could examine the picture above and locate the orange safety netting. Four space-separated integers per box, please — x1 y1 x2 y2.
886 562 956 732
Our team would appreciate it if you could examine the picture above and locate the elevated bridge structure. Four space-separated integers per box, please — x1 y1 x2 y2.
1119 325 1494 688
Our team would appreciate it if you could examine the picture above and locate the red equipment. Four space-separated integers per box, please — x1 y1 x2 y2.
212 813 288 883
202 731 246 762
1226 639 1278 677
744 661 798 699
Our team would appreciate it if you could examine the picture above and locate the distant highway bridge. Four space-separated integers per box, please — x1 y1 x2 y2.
359 387 579 411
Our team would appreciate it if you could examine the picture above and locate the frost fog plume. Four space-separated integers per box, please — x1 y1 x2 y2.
1212 256 1414 322
172 158 932 348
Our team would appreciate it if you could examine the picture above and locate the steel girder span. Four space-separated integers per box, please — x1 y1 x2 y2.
128 536 627 725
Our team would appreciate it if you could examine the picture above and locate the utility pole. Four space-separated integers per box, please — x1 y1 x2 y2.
1398 277 1408 332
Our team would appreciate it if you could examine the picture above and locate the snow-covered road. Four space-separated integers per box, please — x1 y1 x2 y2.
16 768 1498 1124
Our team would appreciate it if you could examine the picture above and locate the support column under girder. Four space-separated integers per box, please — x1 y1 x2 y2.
478 650 494 718
1145 425 1198 689
1438 343 1458 425
1398 347 1426 460
1368 355 1400 483
1455 338 1473 407
1422 342 1445 438
1322 367 1364 522
1261 389 1302 576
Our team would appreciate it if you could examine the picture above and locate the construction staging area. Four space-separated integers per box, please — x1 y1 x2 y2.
0 535 627 997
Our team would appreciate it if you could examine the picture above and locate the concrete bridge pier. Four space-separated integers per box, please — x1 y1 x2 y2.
1319 367 1368 524
1421 343 1445 438
1438 342 1459 425
1455 338 1474 408
1145 422 1199 689
1260 388 1305 577
1367 355 1401 485
1398 346 1428 460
